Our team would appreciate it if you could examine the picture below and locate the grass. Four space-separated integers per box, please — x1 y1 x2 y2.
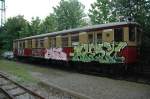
0 59 39 84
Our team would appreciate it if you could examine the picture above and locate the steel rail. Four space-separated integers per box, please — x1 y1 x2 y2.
0 73 45 99
0 87 15 99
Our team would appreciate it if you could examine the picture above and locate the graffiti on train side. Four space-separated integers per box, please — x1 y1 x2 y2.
71 42 127 63
32 49 45 57
18 49 24 56
45 48 67 60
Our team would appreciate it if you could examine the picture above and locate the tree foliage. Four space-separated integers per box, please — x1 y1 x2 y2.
89 0 150 27
89 0 150 44
40 14 57 33
29 17 41 35
89 0 116 24
112 0 150 46
4 15 29 38
0 15 29 50
53 0 87 30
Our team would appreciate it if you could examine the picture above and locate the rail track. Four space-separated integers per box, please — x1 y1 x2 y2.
0 71 90 99
0 72 45 99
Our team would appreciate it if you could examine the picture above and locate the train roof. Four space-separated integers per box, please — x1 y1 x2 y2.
15 22 139 41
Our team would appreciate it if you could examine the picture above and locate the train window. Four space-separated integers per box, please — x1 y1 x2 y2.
19 42 22 49
37 39 44 48
48 37 51 47
71 33 79 46
129 25 135 42
16 42 18 48
114 28 123 42
35 39 38 48
39 39 44 48
18 42 20 48
88 33 93 43
96 33 102 43
35 39 44 48
51 37 56 47
22 41 25 49
20 41 22 48
28 40 32 48
62 35 68 47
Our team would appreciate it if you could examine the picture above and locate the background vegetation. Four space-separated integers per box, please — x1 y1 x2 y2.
0 59 39 84
0 0 149 58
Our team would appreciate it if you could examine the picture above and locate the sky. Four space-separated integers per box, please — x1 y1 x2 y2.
5 0 96 21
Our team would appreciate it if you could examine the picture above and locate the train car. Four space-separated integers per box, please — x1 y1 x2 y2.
13 22 142 73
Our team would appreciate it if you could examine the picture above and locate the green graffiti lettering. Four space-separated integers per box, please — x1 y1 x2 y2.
71 42 127 63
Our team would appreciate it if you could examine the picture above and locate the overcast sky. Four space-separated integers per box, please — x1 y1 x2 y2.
6 0 96 21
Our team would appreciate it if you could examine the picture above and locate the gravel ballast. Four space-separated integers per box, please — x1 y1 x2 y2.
30 68 150 99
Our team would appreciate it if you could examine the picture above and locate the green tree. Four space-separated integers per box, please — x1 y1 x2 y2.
40 14 57 33
112 0 149 23
89 0 116 24
30 17 41 35
4 15 29 38
112 0 150 46
0 15 29 50
19 23 31 37
53 0 87 30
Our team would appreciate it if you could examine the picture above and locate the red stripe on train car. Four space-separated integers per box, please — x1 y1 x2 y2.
24 48 32 56
63 47 74 59
121 46 138 64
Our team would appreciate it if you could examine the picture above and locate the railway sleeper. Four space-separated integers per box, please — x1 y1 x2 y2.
5 86 18 91
0 73 45 99
12 91 27 97
0 87 15 99
0 82 12 87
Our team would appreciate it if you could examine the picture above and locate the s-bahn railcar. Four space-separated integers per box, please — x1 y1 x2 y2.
13 22 142 72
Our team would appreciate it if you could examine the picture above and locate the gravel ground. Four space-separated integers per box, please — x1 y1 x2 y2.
1 60 150 99
30 68 150 99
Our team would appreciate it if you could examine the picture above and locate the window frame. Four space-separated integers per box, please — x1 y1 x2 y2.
71 33 79 46
88 32 94 44
96 32 102 44
22 41 25 49
114 27 124 42
35 38 44 48
62 35 69 47
51 37 56 47
28 39 32 48
129 25 136 42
